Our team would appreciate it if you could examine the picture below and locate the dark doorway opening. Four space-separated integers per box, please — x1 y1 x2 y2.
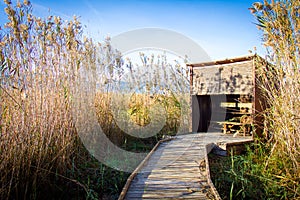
192 95 211 132
192 95 226 133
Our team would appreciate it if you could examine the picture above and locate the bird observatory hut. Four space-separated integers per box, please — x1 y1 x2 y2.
188 55 266 137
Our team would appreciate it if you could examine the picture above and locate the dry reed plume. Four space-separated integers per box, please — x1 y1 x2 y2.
251 0 299 197
0 1 190 198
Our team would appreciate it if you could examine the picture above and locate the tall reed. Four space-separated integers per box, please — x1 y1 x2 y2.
0 1 111 198
235 0 300 198
0 1 189 198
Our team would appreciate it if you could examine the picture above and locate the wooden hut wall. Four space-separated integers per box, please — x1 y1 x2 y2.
192 60 254 96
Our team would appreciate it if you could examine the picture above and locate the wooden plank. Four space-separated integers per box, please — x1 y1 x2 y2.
148 155 203 160
129 180 205 186
148 170 201 175
126 189 210 195
125 194 208 200
220 102 252 108
127 184 204 190
150 168 200 173
141 166 200 172
144 178 203 182
187 55 254 67
125 192 207 198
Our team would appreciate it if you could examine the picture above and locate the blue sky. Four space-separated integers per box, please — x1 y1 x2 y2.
0 0 265 60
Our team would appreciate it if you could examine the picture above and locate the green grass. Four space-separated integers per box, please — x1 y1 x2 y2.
209 142 300 200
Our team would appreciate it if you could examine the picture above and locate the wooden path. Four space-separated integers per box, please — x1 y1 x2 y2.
119 133 252 200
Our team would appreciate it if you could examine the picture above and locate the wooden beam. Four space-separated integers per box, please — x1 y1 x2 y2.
187 55 254 68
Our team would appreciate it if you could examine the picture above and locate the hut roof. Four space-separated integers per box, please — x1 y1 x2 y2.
187 54 256 68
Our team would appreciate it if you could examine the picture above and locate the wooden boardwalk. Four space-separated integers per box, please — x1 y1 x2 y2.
119 133 252 200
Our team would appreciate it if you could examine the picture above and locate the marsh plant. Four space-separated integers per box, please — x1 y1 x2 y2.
223 1 300 199
0 0 85 198
0 1 190 199
253 0 299 195
0 1 119 199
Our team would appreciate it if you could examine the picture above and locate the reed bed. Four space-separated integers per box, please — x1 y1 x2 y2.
224 1 300 199
0 1 189 198
253 0 299 192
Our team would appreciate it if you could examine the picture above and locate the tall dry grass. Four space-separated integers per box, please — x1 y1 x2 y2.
0 1 189 198
0 1 114 198
248 0 299 198
215 1 299 199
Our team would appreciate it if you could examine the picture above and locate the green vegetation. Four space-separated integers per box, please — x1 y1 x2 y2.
210 142 299 199
209 148 266 200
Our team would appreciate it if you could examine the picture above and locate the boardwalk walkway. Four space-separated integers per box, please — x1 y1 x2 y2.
119 133 252 200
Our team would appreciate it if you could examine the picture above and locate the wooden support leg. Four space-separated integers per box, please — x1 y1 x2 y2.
223 124 227 134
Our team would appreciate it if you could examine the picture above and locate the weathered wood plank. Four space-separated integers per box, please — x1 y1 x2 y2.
119 133 253 200
126 193 208 198
126 184 204 190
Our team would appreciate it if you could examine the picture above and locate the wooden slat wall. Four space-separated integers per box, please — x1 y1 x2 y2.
192 60 254 95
